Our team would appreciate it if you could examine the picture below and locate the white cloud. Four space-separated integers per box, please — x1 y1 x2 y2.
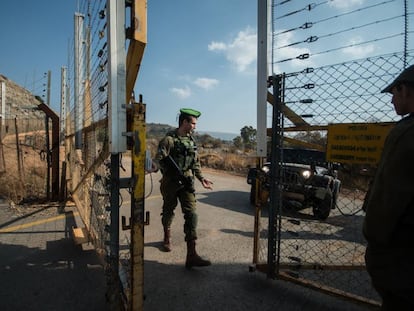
343 36 375 58
208 41 226 51
329 0 365 10
170 85 191 99
193 77 219 90
208 27 257 72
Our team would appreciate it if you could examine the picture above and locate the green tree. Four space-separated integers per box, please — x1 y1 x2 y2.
240 125 257 151
293 131 327 146
232 136 243 149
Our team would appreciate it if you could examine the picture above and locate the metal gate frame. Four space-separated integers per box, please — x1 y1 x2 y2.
252 72 381 308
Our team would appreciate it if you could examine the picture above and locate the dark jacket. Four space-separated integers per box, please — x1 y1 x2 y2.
363 114 414 249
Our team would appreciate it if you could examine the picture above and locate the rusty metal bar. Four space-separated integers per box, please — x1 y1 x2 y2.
38 103 60 201
130 96 146 310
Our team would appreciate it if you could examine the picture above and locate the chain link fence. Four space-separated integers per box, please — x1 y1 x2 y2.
253 51 414 306
64 0 147 309
64 0 122 307
252 0 414 306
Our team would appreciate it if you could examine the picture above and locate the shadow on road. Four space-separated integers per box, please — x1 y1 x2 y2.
0 236 108 311
197 190 253 215
143 259 374 311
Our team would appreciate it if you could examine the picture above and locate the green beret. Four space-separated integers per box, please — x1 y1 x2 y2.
180 108 201 118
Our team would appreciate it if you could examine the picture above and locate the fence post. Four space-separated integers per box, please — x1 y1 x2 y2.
14 117 24 192
267 74 284 279
74 13 85 150
107 0 126 154
0 117 5 173
38 104 60 201
108 152 121 307
129 95 146 310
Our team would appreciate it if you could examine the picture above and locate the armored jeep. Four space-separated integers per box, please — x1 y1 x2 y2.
247 148 341 220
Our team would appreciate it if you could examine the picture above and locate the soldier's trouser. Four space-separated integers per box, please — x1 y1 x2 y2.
160 180 198 241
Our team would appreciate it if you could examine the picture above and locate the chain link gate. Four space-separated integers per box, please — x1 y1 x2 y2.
252 51 414 307
64 1 147 309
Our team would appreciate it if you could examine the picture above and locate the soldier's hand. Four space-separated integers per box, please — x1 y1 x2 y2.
201 178 213 190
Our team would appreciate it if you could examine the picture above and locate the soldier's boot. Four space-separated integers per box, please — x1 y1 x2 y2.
163 227 172 252
185 240 211 269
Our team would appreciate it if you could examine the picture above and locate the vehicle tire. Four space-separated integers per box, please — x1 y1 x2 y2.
331 181 341 209
249 183 256 205
312 189 332 220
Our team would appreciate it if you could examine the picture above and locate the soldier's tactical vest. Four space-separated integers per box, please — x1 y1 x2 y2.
168 131 197 173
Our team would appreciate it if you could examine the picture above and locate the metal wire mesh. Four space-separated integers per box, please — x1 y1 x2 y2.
282 53 413 127
64 0 120 305
254 0 414 305
256 50 414 306
63 0 148 308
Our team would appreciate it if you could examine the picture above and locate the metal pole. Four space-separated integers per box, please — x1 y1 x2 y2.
0 82 5 173
0 116 4 173
45 71 51 200
38 104 60 201
130 96 146 310
257 0 268 158
107 0 126 308
267 74 283 279
60 67 67 145
403 0 408 68
1 82 5 127
84 24 92 128
74 13 85 150
109 152 121 307
107 0 126 154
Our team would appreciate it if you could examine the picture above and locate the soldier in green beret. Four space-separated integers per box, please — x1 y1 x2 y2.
155 108 213 268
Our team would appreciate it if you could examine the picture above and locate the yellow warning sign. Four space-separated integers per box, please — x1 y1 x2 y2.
327 123 394 164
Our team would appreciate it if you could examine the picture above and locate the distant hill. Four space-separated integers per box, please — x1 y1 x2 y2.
199 131 238 141
0 74 44 119
146 123 175 139
146 123 237 144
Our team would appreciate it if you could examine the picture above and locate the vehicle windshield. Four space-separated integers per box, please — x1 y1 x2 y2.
281 148 328 168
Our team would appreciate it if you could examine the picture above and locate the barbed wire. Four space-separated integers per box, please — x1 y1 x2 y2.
315 0 397 25
275 15 405 49
312 32 407 57
271 0 411 67
67 0 108 123
274 0 294 6
275 1 333 19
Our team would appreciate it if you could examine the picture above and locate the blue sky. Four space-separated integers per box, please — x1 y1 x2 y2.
0 0 412 135
0 1 77 112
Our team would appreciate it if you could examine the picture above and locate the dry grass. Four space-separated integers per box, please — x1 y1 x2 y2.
0 134 254 203
0 133 47 203
199 151 256 176
1 132 369 204
147 138 256 176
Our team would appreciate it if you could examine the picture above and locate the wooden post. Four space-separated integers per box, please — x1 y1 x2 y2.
14 117 24 190
59 161 67 202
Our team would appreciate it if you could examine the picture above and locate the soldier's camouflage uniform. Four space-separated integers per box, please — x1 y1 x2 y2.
156 129 205 241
